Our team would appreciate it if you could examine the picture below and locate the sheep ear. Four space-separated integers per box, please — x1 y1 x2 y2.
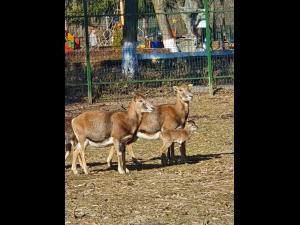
188 84 193 91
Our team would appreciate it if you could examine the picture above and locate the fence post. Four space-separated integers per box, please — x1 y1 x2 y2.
83 0 92 104
204 0 214 95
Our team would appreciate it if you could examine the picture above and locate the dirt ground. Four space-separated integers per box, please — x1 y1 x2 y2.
65 89 234 225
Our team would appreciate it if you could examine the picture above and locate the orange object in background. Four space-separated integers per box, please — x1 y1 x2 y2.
171 29 176 38
67 32 74 42
145 39 151 48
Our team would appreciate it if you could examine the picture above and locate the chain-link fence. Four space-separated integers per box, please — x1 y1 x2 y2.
65 0 234 103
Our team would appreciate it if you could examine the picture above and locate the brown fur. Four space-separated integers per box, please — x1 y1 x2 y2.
159 120 198 166
70 93 154 175
107 84 193 166
65 117 79 162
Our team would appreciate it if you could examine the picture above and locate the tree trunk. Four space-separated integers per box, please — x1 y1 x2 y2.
122 0 138 78
152 0 178 52
143 17 148 37
212 0 217 41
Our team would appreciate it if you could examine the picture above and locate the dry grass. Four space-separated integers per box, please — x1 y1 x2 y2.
65 89 234 225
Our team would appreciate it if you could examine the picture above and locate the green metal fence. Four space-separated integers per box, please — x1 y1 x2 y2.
65 0 234 103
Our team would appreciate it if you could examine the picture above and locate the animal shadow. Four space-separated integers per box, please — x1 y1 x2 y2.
145 151 233 166
185 152 233 164
126 152 234 171
65 152 234 173
65 161 107 170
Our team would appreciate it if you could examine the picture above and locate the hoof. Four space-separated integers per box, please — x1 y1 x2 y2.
118 167 126 174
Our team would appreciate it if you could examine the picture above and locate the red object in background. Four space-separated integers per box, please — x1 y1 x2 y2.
65 43 73 53
74 39 80 49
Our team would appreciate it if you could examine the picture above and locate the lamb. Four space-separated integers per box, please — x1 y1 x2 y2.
159 120 198 166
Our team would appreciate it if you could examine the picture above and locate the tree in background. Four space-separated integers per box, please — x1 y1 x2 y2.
122 0 139 78
152 0 179 52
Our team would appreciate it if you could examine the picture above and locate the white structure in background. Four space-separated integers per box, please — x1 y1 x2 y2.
163 38 179 53
89 29 98 48
196 8 206 51
96 8 120 47
197 20 206 29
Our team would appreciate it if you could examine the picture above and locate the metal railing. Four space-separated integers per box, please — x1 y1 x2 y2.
65 0 234 103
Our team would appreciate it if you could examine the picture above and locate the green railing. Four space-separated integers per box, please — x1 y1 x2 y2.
65 0 234 103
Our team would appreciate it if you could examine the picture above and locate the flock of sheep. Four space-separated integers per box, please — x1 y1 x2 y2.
65 84 198 175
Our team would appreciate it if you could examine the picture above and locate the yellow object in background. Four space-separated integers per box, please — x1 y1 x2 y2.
120 0 124 25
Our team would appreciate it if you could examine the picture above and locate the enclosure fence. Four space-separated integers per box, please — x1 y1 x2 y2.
65 0 234 103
